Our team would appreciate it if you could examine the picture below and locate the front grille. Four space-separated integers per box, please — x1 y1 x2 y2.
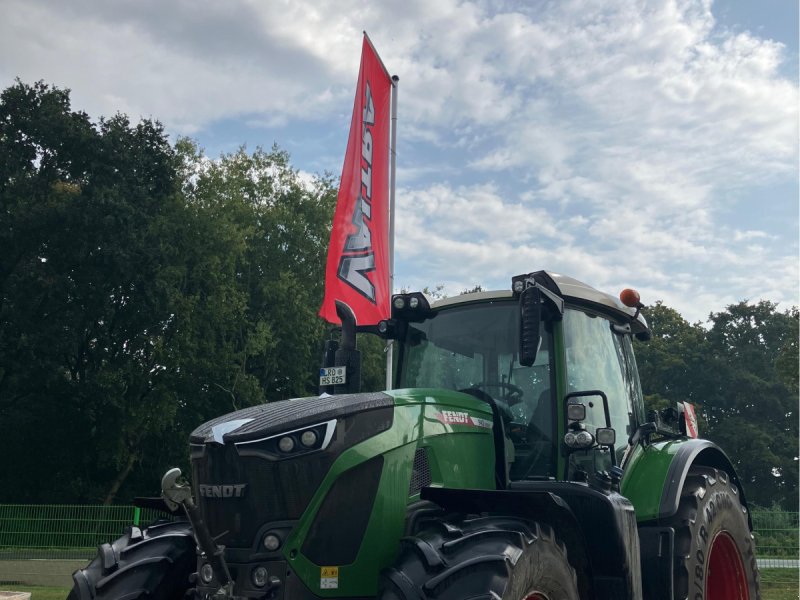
408 447 432 496
192 443 336 548
191 405 394 549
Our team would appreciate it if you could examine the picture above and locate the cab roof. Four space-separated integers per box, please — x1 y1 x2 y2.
430 271 649 334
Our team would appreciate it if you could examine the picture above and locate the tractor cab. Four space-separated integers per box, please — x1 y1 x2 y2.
390 270 651 484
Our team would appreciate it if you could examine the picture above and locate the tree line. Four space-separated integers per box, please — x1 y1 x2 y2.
0 81 796 509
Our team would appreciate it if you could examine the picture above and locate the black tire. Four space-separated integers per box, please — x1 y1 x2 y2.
667 467 760 600
69 519 196 600
380 515 579 600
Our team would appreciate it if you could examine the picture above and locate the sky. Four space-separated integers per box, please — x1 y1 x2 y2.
2 0 798 324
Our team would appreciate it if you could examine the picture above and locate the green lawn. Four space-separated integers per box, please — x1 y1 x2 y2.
761 568 800 600
1 586 69 600
5 574 798 600
763 588 800 600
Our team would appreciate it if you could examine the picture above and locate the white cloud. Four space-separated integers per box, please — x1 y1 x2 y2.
1 0 797 323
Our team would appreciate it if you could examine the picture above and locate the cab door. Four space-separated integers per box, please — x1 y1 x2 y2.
561 306 640 478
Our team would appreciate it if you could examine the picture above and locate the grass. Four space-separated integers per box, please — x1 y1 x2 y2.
761 568 800 600
0 586 70 600
2 570 797 600
1 585 797 599
763 588 800 600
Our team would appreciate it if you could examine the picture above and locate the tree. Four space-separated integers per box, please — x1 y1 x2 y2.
0 80 192 502
635 302 710 414
635 299 799 509
0 82 342 503
703 302 798 508
179 143 339 405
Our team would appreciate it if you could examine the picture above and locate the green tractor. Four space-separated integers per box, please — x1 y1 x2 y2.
70 271 760 600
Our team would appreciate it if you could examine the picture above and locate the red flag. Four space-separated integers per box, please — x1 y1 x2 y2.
319 35 393 326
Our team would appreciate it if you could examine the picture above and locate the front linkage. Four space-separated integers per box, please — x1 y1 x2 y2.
162 468 274 599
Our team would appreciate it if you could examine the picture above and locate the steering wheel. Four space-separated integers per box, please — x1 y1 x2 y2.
470 381 524 406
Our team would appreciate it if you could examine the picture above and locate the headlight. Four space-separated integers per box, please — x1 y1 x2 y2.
575 430 594 448
200 562 214 584
564 429 594 449
596 427 616 446
567 403 586 421
300 430 318 447
263 533 281 551
278 436 295 453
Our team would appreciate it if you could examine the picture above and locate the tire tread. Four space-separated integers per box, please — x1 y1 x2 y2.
69 519 195 600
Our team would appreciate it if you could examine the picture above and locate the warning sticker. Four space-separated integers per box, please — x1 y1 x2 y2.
436 410 492 429
320 566 339 589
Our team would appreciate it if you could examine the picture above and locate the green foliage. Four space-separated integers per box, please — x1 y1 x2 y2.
635 300 799 509
0 81 338 504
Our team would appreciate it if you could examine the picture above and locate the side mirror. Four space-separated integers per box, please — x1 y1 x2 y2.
519 286 542 367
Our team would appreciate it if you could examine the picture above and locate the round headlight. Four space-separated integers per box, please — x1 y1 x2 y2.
300 430 318 447
263 533 281 551
278 436 295 453
409 296 420 309
200 562 214 584
564 432 576 447
393 296 406 310
252 566 269 587
576 430 594 448
513 280 524 293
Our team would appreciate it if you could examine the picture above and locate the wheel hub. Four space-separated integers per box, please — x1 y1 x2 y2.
705 531 749 600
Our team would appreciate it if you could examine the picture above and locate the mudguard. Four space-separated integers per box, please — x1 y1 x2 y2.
624 438 752 600
621 438 750 527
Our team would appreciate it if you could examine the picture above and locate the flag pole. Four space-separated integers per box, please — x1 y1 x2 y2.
385 74 399 391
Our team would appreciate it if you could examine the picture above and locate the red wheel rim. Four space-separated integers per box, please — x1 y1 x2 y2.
706 531 749 600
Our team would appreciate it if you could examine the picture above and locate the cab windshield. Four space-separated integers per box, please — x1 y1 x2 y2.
397 300 556 479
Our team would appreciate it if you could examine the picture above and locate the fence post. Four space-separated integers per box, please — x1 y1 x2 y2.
133 506 141 527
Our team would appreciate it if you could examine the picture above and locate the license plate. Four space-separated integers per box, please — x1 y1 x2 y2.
319 367 346 386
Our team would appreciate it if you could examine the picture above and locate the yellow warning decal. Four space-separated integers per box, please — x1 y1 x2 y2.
320 566 339 589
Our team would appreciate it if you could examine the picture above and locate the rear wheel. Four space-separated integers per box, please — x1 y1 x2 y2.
69 519 195 600
380 515 579 600
668 467 760 600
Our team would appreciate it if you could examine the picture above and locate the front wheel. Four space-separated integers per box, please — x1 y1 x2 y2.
379 515 579 600
69 519 195 600
667 467 760 600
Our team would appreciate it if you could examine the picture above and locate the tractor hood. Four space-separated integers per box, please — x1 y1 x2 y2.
189 391 393 445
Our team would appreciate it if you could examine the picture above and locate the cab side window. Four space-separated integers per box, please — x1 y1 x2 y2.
563 308 633 453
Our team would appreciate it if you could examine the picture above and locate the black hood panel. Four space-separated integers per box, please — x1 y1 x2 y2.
190 392 394 444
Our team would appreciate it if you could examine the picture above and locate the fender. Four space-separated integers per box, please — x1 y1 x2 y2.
658 438 751 528
622 438 751 528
